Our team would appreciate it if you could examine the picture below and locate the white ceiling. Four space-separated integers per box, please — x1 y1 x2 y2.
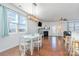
13 3 79 22
37 3 79 22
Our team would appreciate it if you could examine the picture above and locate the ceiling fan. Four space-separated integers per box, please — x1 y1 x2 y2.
59 17 67 21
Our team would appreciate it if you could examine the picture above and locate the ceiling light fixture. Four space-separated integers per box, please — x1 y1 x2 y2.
18 5 22 7
33 3 37 6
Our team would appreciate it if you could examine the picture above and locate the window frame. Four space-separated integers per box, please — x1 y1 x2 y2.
7 9 18 34
18 14 27 33
6 8 27 34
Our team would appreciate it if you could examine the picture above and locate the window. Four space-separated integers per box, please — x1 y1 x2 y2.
63 21 68 31
75 21 79 32
18 15 26 32
66 21 79 32
7 9 18 33
68 22 74 31
7 9 27 33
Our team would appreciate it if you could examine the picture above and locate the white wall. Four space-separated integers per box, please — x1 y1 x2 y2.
42 22 56 36
0 4 38 52
13 3 38 16
13 3 33 15
42 21 67 36
27 20 38 34
0 34 19 52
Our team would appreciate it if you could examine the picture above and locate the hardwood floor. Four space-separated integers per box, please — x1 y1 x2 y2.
0 36 67 56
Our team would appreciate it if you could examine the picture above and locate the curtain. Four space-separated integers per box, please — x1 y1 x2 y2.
0 5 8 37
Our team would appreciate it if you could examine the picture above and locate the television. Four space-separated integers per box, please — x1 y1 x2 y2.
38 22 42 27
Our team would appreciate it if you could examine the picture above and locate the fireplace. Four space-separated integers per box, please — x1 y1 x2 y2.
43 31 48 37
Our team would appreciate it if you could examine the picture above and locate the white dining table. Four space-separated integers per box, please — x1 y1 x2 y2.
24 34 40 55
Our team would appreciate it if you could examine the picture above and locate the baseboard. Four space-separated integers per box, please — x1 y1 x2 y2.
0 44 18 53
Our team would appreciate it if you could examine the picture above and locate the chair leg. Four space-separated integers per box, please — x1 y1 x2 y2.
30 44 34 56
21 50 25 56
37 44 40 56
21 46 26 56
19 50 21 56
19 47 25 56
31 49 33 56
40 42 43 48
38 44 40 51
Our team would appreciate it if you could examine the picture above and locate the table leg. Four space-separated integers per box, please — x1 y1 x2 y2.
30 40 33 55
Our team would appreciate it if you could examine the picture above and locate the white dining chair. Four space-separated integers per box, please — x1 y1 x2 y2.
64 36 72 55
67 37 73 56
33 34 43 51
19 35 31 56
71 41 79 56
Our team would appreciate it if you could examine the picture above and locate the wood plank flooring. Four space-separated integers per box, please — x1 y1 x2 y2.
0 36 67 56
